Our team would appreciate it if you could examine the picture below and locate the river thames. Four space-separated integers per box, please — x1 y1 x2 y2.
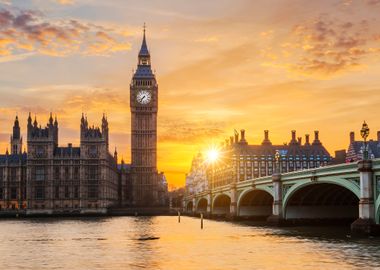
0 216 379 270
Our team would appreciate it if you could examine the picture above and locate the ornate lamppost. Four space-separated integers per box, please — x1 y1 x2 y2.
275 150 280 174
360 121 370 160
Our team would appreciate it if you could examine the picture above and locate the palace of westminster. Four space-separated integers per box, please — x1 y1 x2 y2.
0 30 168 214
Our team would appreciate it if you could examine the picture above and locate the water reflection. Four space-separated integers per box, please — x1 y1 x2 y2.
0 216 379 269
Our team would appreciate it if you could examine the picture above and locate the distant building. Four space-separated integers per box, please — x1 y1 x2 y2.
185 152 208 195
186 129 332 192
346 131 380 162
169 187 185 209
332 149 347 165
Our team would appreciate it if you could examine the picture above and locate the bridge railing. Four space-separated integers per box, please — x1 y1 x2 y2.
186 159 380 200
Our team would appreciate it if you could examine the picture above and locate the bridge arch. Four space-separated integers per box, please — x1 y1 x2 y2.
186 201 193 213
212 194 231 216
196 198 208 213
284 181 359 222
237 188 273 218
283 178 360 208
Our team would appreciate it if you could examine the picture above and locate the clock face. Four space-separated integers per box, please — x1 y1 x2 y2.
136 90 152 105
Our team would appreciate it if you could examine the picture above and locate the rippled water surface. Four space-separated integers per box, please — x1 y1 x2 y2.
0 216 379 270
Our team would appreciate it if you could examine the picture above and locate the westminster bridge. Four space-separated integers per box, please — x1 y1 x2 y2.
183 159 380 235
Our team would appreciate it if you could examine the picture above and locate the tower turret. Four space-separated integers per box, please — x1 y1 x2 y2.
49 112 54 126
33 116 38 127
102 113 109 150
10 115 22 154
114 147 118 163
53 115 58 146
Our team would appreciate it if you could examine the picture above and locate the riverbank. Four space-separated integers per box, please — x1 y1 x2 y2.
0 207 176 218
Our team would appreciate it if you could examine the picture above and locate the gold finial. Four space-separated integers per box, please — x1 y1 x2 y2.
360 121 369 141
274 150 280 162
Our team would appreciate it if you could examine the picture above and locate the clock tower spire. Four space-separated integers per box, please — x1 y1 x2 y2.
129 25 159 206
139 23 150 61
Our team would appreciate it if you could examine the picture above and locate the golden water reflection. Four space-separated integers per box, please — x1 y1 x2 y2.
0 216 379 269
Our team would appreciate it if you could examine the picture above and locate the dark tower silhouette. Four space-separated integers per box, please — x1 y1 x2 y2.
129 25 159 206
10 115 22 154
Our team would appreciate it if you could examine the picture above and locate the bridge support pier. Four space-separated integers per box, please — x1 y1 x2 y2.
267 173 285 226
229 183 237 220
351 160 380 236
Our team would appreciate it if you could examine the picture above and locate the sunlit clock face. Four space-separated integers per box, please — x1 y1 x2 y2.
136 90 152 105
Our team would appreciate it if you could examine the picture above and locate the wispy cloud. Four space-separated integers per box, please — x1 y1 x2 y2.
262 14 380 77
0 7 132 60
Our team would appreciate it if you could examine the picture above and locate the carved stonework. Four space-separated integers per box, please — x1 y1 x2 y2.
282 184 294 198
345 177 360 188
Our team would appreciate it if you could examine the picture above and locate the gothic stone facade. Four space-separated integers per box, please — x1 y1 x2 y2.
0 113 120 215
25 113 119 214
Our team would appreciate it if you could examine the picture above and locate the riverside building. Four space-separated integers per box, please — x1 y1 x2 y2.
186 129 332 193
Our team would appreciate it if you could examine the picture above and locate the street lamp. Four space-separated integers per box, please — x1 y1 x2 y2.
360 121 370 160
275 150 280 174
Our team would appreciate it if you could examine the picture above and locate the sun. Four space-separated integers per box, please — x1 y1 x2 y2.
206 148 220 163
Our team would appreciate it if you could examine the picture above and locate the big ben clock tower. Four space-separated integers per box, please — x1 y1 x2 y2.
130 27 159 206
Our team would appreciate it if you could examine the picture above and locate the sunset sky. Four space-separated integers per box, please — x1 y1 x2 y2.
1 0 380 188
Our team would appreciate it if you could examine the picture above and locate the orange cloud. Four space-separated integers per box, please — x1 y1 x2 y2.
0 8 132 59
260 15 380 77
